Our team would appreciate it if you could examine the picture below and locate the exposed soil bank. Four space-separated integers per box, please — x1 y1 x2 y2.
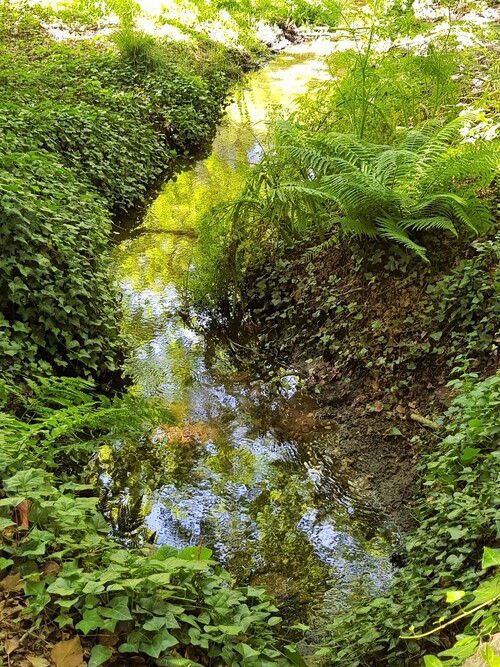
235 236 499 532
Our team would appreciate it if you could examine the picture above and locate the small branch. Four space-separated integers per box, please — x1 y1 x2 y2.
400 594 500 640
410 413 440 430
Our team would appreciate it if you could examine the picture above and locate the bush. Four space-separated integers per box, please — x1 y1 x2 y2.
0 4 244 379
0 152 122 379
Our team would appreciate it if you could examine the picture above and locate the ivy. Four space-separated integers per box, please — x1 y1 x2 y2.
0 152 121 379
0 4 246 380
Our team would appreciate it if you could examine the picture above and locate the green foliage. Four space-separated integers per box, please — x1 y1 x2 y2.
0 151 121 379
0 378 303 666
227 234 498 434
423 235 500 364
113 28 168 71
195 117 497 305
326 372 500 666
0 376 172 477
187 0 341 30
0 3 244 379
295 29 466 141
414 544 500 666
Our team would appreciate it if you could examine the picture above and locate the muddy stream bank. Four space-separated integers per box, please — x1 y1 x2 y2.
110 43 404 629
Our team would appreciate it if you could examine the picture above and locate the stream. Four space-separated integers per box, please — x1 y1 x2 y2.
111 43 396 629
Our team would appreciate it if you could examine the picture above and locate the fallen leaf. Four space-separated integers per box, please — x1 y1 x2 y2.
42 562 60 578
0 572 23 591
5 638 20 655
97 633 119 647
373 400 384 412
27 656 50 667
15 500 31 530
51 637 84 667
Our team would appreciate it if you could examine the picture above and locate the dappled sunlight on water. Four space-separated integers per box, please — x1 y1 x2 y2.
112 48 396 627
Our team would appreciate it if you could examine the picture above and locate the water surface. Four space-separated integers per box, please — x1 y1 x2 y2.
112 44 395 628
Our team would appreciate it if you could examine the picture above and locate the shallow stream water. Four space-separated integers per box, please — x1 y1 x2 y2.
112 43 395 628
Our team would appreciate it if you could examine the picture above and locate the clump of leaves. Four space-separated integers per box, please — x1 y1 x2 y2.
410 545 500 667
234 117 496 260
0 151 121 380
423 235 500 364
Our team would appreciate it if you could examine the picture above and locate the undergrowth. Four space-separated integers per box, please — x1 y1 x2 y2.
0 3 245 381
234 233 500 396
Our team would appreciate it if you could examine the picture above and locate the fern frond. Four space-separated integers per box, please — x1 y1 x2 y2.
313 131 382 167
217 117 496 262
373 148 417 187
399 216 457 234
320 173 401 219
339 216 379 238
302 234 339 262
375 217 429 261
282 144 359 177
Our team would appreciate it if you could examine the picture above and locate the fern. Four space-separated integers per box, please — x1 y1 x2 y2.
0 376 174 477
224 116 498 261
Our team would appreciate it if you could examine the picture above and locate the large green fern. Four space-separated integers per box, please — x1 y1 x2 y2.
229 116 498 261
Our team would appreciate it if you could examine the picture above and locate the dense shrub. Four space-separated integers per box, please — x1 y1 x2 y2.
0 152 121 379
0 4 243 379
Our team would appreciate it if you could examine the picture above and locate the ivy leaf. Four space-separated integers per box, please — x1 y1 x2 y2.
447 527 467 540
142 616 167 632
100 596 132 621
140 630 178 658
156 659 204 667
460 447 480 463
235 643 260 659
267 616 282 626
47 579 76 597
82 580 105 595
88 645 113 667
0 517 16 531
482 547 500 569
445 590 465 603
423 657 444 667
75 608 103 635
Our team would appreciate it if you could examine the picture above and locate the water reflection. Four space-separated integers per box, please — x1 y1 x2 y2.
113 47 395 627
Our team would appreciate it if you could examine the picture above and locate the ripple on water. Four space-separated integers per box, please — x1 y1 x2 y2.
110 48 397 626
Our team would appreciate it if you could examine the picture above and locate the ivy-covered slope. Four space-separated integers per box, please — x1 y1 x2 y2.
0 4 244 381
327 372 500 666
